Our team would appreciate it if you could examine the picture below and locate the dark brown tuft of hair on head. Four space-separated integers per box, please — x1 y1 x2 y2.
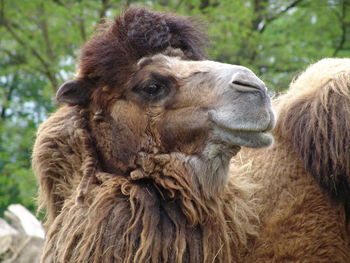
78 7 207 89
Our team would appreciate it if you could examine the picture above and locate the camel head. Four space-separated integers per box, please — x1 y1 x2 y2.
55 7 274 188
34 8 276 262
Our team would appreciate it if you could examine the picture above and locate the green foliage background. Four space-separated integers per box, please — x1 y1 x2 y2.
0 0 350 216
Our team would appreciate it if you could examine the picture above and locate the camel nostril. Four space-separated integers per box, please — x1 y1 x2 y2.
231 80 265 93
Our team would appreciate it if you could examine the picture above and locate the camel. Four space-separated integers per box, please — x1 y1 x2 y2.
32 7 275 263
231 58 350 262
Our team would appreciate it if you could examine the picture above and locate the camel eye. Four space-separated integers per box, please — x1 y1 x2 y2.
143 83 163 96
131 73 173 101
134 81 167 100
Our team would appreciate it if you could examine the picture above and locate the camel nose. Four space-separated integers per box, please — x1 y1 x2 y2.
231 68 266 93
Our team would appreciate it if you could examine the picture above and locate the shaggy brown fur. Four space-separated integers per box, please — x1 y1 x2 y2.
231 58 350 262
33 7 275 263
277 60 350 204
34 106 258 263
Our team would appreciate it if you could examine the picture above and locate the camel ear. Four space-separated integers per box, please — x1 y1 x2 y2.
56 79 92 105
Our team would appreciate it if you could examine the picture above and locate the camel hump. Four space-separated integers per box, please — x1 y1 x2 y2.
275 58 350 204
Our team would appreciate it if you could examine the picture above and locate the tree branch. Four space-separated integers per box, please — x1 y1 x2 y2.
333 0 348 56
3 21 58 88
268 0 304 21
125 0 133 8
175 0 185 11
1 2 58 89
3 23 48 71
73 0 87 41
78 13 87 41
37 3 55 61
52 0 64 6
259 0 305 33
1 75 17 120
0 0 4 23
247 0 305 65
99 0 111 20
1 48 26 64
252 0 269 31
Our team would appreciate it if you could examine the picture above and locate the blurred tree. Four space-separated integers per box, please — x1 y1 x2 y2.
0 0 350 215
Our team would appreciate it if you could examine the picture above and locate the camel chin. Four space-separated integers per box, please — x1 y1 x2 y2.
214 127 274 148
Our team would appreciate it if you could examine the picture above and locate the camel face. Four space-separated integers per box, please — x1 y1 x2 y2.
110 53 275 158
53 6 275 176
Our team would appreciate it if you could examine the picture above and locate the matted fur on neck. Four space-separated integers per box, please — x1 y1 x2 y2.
40 142 257 263
35 105 259 263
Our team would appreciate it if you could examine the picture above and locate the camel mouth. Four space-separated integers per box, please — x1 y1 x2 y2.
212 123 274 148
207 108 275 132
